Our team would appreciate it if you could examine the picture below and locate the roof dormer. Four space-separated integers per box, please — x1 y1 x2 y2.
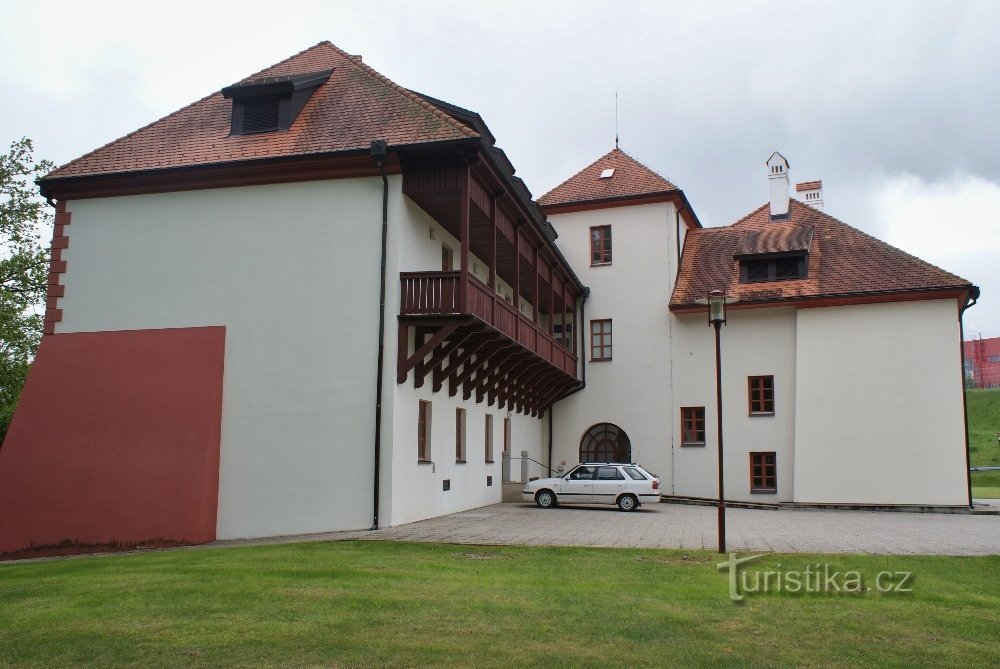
221 69 333 136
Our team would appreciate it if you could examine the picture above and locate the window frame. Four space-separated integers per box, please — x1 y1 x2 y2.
590 319 612 362
417 400 432 463
590 225 612 266
455 407 467 463
441 244 454 271
503 416 511 456
739 254 807 283
749 452 777 493
484 414 494 463
680 406 706 445
748 375 775 415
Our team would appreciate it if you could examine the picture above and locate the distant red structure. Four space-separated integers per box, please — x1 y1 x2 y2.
964 336 1000 389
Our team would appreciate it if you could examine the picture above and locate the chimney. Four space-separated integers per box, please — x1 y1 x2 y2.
766 151 790 219
795 180 824 210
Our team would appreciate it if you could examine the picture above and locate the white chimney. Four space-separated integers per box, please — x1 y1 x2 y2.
795 180 824 210
766 151 790 218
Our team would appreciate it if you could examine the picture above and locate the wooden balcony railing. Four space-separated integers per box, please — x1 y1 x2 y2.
399 271 578 377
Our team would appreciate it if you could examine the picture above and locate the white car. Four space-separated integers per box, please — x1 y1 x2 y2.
521 463 661 511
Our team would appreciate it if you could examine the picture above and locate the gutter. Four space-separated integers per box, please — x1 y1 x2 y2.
547 287 591 473
958 285 981 508
370 139 390 530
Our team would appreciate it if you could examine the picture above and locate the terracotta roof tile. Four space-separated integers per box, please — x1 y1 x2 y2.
44 41 478 180
670 199 970 308
537 148 677 208
795 180 822 192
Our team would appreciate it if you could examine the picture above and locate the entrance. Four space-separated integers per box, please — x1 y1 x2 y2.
579 423 631 463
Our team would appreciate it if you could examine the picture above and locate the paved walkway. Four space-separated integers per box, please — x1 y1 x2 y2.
344 501 1000 556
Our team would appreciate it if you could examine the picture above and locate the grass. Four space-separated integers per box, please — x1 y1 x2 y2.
968 389 1000 498
1 541 998 668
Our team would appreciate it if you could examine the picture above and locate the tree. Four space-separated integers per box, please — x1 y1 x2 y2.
1 138 53 441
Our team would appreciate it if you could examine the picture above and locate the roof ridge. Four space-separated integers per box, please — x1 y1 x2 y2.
788 200 969 285
46 41 338 180
613 146 677 189
320 42 478 141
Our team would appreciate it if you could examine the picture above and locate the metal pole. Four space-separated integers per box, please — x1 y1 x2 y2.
714 320 726 554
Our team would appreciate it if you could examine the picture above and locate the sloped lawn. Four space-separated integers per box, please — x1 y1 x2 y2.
1 541 998 668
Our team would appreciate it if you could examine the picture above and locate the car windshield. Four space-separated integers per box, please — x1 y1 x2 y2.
567 466 597 480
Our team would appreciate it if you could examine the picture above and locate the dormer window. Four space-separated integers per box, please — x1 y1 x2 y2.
740 254 807 283
222 69 333 136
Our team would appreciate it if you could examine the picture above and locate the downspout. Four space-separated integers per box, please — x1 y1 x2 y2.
370 139 389 529
959 285 980 508
548 287 590 473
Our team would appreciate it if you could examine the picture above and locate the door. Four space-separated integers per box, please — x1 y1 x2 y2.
589 465 626 503
559 465 597 502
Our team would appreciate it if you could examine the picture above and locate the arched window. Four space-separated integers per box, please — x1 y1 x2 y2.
579 423 631 463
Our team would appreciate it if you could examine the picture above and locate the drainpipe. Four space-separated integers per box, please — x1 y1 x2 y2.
958 285 980 508
370 139 389 530
547 287 590 473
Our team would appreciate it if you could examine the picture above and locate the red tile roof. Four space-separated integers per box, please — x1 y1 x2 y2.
537 148 678 208
670 199 971 309
795 180 822 192
44 41 478 180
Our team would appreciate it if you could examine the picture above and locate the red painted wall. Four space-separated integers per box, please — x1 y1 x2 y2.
0 327 225 556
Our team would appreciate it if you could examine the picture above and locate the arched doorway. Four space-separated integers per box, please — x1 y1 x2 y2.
579 423 631 463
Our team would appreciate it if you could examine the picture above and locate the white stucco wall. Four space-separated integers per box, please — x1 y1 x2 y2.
381 194 547 526
671 308 797 502
547 202 679 481
793 299 967 505
59 179 386 539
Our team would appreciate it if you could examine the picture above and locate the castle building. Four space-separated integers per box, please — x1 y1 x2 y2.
0 42 978 556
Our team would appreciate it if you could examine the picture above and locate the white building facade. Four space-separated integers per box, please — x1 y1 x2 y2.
0 43 978 556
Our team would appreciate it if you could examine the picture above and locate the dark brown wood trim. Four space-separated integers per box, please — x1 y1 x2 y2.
39 152 403 201
670 287 970 314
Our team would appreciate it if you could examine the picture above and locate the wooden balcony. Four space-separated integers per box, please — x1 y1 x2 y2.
395 148 585 417
400 271 578 377
398 271 580 417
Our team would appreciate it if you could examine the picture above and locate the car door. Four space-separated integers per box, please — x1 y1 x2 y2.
559 465 596 502
589 466 626 504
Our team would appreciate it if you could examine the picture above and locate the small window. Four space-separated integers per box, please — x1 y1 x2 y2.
740 255 807 283
485 414 494 463
989 355 1000 363
241 98 281 134
596 466 625 480
623 467 647 481
455 408 466 462
503 417 511 455
418 400 432 462
750 452 777 493
748 376 775 415
442 245 454 271
590 319 612 361
591 225 612 265
680 407 706 445
599 168 615 179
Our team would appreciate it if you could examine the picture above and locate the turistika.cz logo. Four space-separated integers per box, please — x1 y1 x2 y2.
717 553 914 602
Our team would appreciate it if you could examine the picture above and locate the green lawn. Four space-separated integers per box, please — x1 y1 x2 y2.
1 541 998 668
968 389 1000 498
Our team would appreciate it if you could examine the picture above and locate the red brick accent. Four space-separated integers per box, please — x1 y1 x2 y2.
43 201 71 335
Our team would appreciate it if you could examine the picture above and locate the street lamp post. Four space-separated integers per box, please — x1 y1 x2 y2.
707 289 729 554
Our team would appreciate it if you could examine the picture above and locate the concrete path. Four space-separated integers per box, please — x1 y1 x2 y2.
346 501 1000 556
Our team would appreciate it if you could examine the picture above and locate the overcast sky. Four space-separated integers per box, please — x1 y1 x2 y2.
2 0 997 336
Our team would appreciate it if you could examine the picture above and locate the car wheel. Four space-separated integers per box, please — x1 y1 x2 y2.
617 494 638 512
535 490 556 509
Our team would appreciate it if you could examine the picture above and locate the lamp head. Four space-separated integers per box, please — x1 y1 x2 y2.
707 289 728 325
